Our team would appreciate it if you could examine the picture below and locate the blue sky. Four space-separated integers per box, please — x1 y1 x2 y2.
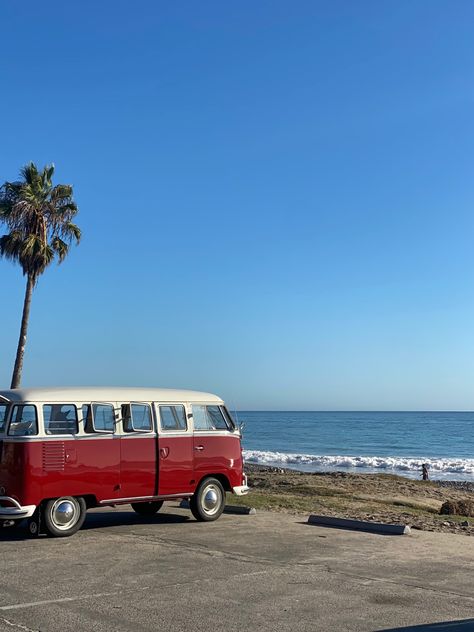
1 1 473 410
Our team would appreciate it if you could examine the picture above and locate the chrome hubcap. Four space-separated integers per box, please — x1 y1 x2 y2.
51 498 78 531
202 485 222 516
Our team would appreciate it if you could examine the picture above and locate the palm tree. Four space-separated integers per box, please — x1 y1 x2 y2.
0 163 81 388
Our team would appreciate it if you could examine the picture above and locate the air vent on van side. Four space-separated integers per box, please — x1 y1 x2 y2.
42 442 65 472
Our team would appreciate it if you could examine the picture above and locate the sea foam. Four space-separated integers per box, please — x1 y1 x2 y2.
242 450 474 480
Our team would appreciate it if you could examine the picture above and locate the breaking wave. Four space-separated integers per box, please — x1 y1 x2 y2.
242 450 474 480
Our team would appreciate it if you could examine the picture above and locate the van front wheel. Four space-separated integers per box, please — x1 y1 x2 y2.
190 478 225 522
43 497 86 537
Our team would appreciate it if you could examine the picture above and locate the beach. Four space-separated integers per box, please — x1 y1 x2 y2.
231 463 474 536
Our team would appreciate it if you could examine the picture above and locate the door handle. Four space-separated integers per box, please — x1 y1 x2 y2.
160 447 170 459
194 445 204 451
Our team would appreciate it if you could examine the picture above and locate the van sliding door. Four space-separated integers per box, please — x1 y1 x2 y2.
119 403 157 499
156 404 193 496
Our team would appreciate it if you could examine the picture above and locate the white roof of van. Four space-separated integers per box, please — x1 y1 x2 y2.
0 387 223 404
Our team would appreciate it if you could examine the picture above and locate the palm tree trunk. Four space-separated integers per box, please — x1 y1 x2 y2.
10 274 34 389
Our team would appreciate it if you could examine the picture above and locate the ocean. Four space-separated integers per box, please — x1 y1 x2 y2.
236 411 474 481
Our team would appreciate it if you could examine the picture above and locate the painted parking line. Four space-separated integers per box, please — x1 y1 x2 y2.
0 587 150 612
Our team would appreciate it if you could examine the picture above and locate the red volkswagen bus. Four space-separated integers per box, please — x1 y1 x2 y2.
0 387 248 537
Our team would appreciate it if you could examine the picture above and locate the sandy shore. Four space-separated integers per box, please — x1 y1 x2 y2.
231 463 474 536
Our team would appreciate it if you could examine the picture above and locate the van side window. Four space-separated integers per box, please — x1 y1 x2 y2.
192 405 211 430
122 403 153 432
0 404 9 433
159 405 187 431
8 405 38 436
83 404 114 433
131 404 152 431
43 405 78 435
92 404 115 432
193 405 232 431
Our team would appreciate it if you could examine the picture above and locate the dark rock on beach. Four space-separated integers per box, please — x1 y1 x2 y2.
440 499 474 517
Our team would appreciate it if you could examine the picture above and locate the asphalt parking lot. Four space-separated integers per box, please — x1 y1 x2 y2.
0 504 473 632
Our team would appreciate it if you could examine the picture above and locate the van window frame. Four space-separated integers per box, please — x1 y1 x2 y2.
192 404 234 432
7 404 39 437
207 405 233 431
42 403 79 436
87 402 116 434
122 402 154 433
221 406 236 431
158 404 188 432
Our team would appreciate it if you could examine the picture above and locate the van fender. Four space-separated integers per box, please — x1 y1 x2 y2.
194 473 231 493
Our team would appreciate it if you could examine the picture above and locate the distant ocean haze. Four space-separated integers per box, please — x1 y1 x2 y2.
236 411 474 481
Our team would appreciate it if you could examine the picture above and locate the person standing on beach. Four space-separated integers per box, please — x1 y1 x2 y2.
422 464 429 481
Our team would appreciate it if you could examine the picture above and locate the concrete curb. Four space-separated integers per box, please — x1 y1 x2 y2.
307 515 411 535
223 505 257 515
179 500 256 515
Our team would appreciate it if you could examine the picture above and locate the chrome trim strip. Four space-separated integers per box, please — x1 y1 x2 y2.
1 436 122 443
99 493 191 505
187 430 237 437
2 430 238 442
116 434 157 439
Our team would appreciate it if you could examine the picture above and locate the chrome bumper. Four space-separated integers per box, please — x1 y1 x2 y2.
0 497 36 519
232 473 249 496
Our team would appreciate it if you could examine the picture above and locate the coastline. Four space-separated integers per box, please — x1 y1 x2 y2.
245 462 474 492
233 463 474 536
242 450 474 482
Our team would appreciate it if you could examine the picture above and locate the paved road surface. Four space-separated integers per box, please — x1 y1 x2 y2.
0 505 473 632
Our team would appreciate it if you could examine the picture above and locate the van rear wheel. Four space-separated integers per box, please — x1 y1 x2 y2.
131 501 163 516
43 497 86 537
190 477 225 522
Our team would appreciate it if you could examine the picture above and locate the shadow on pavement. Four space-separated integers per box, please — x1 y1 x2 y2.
377 619 474 631
0 523 32 541
82 510 190 531
0 509 191 540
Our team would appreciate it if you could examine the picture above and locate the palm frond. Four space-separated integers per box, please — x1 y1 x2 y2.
20 163 38 184
58 221 81 243
0 232 24 263
51 237 69 263
45 164 55 182
50 184 73 202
